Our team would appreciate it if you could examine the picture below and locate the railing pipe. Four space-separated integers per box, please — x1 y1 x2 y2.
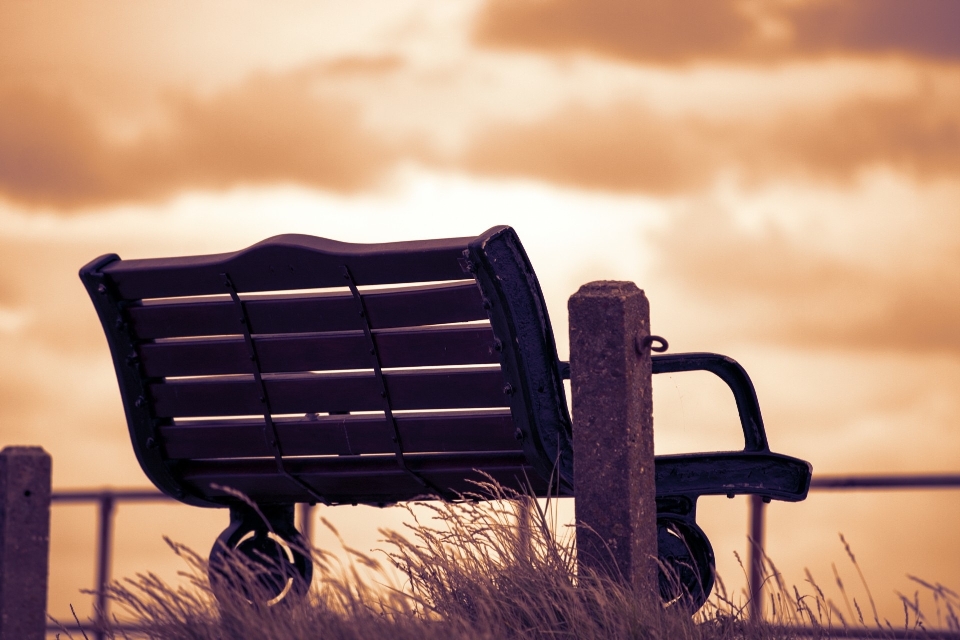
747 473 960 623
93 493 114 640
50 489 171 637
747 494 766 622
297 503 314 547
810 473 960 490
51 489 170 504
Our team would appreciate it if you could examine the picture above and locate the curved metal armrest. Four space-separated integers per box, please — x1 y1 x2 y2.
651 353 768 452
559 352 769 452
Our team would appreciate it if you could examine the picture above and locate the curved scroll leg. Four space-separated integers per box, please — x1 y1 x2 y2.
656 514 716 612
208 504 313 607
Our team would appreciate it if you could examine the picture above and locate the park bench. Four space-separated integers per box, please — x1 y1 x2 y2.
80 225 811 609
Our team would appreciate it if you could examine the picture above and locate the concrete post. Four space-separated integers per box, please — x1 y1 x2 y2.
0 446 52 640
569 282 657 599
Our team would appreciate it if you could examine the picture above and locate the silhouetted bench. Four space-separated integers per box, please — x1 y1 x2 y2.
80 225 811 608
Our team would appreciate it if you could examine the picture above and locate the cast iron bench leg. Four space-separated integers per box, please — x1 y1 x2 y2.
208 504 313 606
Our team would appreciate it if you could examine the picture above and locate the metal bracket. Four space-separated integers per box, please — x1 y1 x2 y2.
221 273 329 506
341 265 450 499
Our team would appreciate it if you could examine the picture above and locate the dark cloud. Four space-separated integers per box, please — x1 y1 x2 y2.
462 103 717 194
0 89 112 206
475 0 755 64
475 0 960 63
751 94 960 183
0 72 398 208
6 68 953 208
788 0 960 60
459 92 960 194
651 209 960 355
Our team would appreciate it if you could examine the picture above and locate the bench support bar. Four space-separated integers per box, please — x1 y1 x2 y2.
221 272 330 506
341 266 450 499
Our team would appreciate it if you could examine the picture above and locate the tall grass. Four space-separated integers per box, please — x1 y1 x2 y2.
53 480 958 640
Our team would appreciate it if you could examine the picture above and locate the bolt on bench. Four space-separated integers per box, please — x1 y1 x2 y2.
80 225 811 609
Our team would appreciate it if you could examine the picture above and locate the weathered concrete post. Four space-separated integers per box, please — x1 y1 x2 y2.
0 446 52 640
569 282 658 598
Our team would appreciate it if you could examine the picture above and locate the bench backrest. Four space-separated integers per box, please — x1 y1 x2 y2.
80 226 573 507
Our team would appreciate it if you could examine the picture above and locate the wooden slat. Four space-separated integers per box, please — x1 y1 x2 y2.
139 325 499 377
160 410 519 459
177 451 544 504
101 233 482 299
149 367 509 418
127 281 486 340
376 325 498 368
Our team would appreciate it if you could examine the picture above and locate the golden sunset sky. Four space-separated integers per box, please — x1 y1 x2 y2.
2 0 958 627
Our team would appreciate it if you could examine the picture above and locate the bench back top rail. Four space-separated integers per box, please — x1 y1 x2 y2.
80 226 575 507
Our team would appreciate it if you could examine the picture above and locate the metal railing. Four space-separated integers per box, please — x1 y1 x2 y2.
45 488 315 638
747 473 960 625
47 490 171 638
47 475 960 637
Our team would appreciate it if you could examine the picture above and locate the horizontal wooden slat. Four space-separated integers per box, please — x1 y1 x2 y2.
139 325 499 377
150 367 509 418
101 232 482 299
127 281 486 340
376 325 499 367
177 451 546 504
160 410 519 459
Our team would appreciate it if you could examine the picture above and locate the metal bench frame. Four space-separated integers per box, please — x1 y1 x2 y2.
81 225 811 607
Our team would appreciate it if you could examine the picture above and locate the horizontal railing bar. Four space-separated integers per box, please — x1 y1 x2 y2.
46 622 150 633
51 474 960 503
51 489 170 503
45 622 957 638
757 625 958 639
810 474 960 490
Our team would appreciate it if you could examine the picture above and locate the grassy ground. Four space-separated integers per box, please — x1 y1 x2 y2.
51 480 958 640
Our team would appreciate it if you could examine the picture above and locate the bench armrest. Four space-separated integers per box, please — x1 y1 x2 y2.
559 352 769 452
655 451 811 502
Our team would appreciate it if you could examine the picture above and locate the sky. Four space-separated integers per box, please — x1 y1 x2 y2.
1 0 958 628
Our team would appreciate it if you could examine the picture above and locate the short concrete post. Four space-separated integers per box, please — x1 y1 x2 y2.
569 282 658 598
0 446 52 640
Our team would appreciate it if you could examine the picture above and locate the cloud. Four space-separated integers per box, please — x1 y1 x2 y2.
458 91 960 194
461 102 717 193
0 71 398 208
0 236 109 353
475 0 960 64
6 58 955 209
316 54 406 77
475 0 756 64
650 208 960 355
749 93 960 183
0 89 111 207
788 0 960 60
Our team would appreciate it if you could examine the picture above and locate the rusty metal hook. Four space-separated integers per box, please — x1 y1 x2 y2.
636 334 669 354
